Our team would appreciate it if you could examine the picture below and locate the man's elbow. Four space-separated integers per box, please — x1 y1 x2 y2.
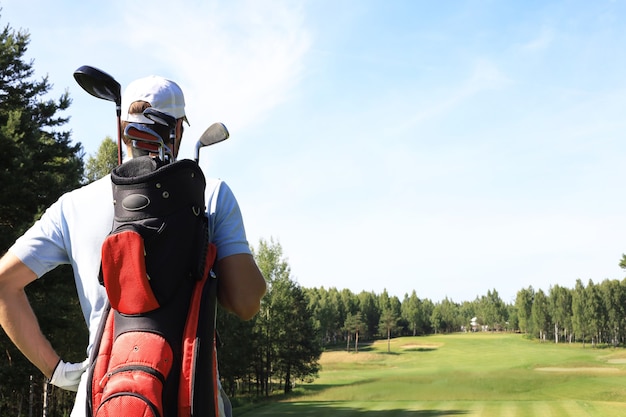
223 279 266 321
233 299 261 321
215 253 267 320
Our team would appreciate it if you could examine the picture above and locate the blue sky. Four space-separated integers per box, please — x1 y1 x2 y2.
3 0 626 304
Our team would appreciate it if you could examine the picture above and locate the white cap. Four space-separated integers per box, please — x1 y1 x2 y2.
121 75 189 125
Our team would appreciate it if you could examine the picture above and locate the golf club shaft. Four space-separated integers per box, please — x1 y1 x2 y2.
116 110 122 165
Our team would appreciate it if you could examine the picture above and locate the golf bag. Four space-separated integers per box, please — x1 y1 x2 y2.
86 156 220 417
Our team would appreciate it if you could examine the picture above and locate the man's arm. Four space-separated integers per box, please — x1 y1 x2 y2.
216 253 266 320
0 251 60 378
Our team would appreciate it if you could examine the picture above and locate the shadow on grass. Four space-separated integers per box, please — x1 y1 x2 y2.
353 342 375 352
248 401 469 416
293 378 380 397
324 341 376 353
324 342 439 355
403 347 438 352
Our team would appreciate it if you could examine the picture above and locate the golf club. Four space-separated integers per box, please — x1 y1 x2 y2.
194 123 229 163
124 123 172 162
73 66 123 164
143 107 176 128
143 107 177 148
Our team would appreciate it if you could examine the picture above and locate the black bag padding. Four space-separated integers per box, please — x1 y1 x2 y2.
102 157 209 308
111 156 206 221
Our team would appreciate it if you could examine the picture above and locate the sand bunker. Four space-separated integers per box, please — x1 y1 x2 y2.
320 352 382 364
400 343 441 350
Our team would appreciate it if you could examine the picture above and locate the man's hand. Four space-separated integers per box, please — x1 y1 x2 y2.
50 359 89 391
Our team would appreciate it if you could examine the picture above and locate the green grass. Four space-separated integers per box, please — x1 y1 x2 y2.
244 333 626 416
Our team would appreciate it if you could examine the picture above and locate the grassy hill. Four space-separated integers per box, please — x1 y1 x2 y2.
248 333 626 416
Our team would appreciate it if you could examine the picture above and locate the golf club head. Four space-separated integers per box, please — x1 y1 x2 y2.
143 107 177 148
74 65 123 164
73 66 121 105
143 107 176 128
194 123 229 162
124 123 172 162
200 122 229 146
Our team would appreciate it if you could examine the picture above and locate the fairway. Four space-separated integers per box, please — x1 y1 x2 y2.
247 333 626 416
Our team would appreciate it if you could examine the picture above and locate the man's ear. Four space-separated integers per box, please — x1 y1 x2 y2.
173 118 184 157
176 118 184 139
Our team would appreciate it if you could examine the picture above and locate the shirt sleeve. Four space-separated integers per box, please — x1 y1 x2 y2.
207 180 252 260
9 196 70 277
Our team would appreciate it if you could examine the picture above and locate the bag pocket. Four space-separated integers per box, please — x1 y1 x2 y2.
101 230 160 314
95 331 173 417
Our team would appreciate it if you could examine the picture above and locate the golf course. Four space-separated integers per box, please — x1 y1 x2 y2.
248 333 626 416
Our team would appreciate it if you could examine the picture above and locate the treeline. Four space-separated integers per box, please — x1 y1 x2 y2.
304 279 626 347
516 279 626 346
301 278 626 349
214 234 626 399
306 287 514 343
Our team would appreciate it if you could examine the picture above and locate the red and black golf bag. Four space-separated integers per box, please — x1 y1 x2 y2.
86 156 220 417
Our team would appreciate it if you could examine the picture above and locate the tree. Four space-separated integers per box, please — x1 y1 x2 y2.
599 279 626 346
431 298 460 333
378 308 399 353
0 19 83 252
401 291 424 336
506 304 518 332
84 136 118 183
0 17 85 415
478 289 508 331
251 238 288 396
306 287 341 346
324 287 346 344
250 238 320 395
584 280 602 347
343 311 365 353
531 289 550 342
515 287 534 335
357 291 379 340
421 298 435 334
549 285 572 343
254 238 290 283
216 306 258 396
339 288 358 319
571 279 588 346
270 278 321 393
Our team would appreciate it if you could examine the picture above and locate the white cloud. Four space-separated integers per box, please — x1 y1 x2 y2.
400 58 511 131
117 1 312 158
520 25 555 52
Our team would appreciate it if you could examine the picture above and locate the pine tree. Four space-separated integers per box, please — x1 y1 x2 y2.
270 278 320 393
0 15 85 415
240 238 321 395
0 19 83 251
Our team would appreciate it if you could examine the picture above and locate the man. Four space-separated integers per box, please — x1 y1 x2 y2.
0 75 266 416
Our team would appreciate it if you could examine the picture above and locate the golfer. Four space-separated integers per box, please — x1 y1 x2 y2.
0 75 266 417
